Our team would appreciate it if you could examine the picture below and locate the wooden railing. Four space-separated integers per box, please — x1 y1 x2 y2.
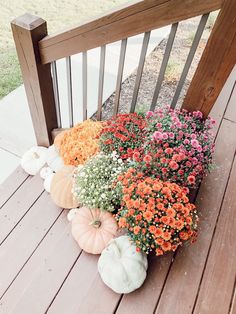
11 0 236 147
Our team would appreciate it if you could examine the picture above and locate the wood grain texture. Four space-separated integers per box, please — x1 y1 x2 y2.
230 288 236 314
182 0 236 117
11 13 58 146
224 80 236 123
0 192 62 298
116 254 173 314
10 221 80 314
193 157 236 313
0 174 44 244
38 0 223 64
47 252 100 314
0 166 28 208
209 66 236 131
0 212 68 313
155 119 236 314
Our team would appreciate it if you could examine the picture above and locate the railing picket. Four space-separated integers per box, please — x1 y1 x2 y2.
130 31 151 113
51 61 62 128
82 51 88 121
171 13 209 108
150 23 178 111
66 56 73 127
114 38 127 116
97 45 106 121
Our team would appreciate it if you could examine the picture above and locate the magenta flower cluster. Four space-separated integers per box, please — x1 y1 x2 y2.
130 105 215 188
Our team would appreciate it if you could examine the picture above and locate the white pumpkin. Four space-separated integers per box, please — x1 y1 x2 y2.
46 145 64 172
67 208 80 221
98 236 148 294
44 173 55 193
21 146 47 175
40 166 54 179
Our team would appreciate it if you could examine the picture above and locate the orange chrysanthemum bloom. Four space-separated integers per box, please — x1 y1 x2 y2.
115 169 198 256
58 119 105 166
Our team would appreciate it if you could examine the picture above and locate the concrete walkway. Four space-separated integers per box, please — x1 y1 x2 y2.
0 27 169 183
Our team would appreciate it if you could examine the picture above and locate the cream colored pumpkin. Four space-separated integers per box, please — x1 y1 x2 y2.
21 146 47 175
50 165 79 209
53 128 69 149
46 145 64 172
67 208 80 222
98 235 148 294
40 166 54 179
72 207 118 254
44 173 55 193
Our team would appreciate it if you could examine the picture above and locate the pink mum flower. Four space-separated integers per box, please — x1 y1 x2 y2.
191 139 199 147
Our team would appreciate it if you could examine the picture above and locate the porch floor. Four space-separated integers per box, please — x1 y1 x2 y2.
0 69 236 314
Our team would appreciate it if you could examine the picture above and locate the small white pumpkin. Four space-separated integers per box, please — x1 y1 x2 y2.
46 145 64 172
21 146 47 175
44 173 55 193
98 235 148 294
40 166 54 179
67 208 80 221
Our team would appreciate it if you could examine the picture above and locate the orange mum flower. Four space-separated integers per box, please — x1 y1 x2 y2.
134 226 141 235
167 208 176 217
59 120 104 166
162 231 171 241
175 220 184 230
143 211 153 221
149 225 157 234
155 228 163 238
156 248 164 256
162 241 172 252
118 217 127 228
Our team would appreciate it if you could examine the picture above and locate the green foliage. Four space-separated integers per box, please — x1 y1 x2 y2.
0 49 22 99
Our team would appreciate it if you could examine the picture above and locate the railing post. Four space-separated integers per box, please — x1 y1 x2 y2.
182 0 236 117
11 13 58 147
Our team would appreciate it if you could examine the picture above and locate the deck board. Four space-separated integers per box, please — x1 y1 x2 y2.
0 212 68 313
155 118 236 314
0 71 236 313
193 156 236 313
0 174 44 244
0 192 62 297
9 221 80 314
0 166 29 208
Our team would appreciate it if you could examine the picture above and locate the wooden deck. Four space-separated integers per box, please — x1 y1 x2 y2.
0 71 236 314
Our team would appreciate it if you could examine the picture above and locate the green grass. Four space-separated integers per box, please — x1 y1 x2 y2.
0 49 22 99
0 0 127 99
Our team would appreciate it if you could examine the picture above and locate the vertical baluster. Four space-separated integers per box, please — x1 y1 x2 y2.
171 14 209 109
66 56 73 127
82 51 88 121
130 32 151 113
150 23 178 111
113 38 127 116
97 45 106 121
51 61 62 128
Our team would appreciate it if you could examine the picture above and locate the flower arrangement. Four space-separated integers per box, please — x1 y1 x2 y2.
59 119 105 166
99 113 146 160
130 106 215 188
73 152 125 212
115 168 198 255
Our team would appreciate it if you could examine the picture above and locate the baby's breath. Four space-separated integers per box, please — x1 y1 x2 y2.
73 153 125 212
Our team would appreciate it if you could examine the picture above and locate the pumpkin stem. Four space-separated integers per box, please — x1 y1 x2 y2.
32 152 40 159
92 220 102 228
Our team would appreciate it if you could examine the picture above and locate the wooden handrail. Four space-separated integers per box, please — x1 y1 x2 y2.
183 0 236 117
39 0 223 64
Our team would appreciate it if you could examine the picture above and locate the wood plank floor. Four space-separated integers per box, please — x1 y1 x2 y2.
0 69 236 314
